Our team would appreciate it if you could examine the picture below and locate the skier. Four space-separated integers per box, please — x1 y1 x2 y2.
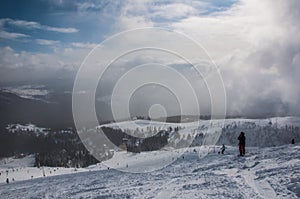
6 178 9 184
291 138 295 144
220 144 226 154
238 132 246 156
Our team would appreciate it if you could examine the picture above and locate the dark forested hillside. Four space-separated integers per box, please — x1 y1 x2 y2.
0 128 105 167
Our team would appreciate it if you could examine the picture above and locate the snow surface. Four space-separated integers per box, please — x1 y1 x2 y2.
1 117 300 198
2 85 49 100
0 144 299 198
0 155 99 183
100 117 300 131
5 124 49 134
100 117 300 147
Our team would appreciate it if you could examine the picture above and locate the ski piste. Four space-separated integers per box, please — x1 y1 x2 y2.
1 144 299 198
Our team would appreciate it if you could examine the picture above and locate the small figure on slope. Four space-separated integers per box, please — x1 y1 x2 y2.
220 144 226 154
238 132 246 156
291 138 295 144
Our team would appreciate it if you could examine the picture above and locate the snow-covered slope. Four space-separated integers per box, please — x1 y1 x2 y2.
0 155 102 183
0 154 35 169
5 124 50 135
100 117 300 131
0 117 299 198
100 117 300 147
0 144 299 198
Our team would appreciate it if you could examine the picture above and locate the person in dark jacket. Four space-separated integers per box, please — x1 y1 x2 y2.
291 138 295 144
238 132 246 156
220 144 226 154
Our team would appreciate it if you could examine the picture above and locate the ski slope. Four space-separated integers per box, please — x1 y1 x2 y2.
0 117 299 198
0 144 299 198
0 155 105 183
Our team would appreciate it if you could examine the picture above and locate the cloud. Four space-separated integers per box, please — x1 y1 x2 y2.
108 0 300 117
36 39 60 46
0 45 92 83
71 42 98 49
76 1 110 12
0 46 64 70
1 0 300 118
0 30 29 40
204 0 300 117
43 26 78 33
150 3 203 19
226 0 300 117
113 0 229 31
0 18 78 33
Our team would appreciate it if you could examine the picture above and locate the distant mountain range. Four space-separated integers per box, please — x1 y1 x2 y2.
0 88 294 132
0 89 74 130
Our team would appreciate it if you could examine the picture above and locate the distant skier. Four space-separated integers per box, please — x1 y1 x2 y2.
220 144 226 154
291 138 295 144
6 178 9 184
238 132 246 156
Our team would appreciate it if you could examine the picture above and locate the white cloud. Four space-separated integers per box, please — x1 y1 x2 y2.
0 45 89 72
0 19 30 40
0 46 62 70
150 3 199 19
0 30 29 40
113 0 213 31
0 18 78 33
71 42 98 49
113 0 154 30
110 0 300 117
44 26 78 33
1 0 300 117
201 0 300 116
76 1 104 12
0 45 95 83
116 16 154 30
36 39 60 46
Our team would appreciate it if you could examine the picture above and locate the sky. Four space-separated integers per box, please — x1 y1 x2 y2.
1 0 300 119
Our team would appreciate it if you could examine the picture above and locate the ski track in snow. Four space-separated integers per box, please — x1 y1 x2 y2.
0 144 299 199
